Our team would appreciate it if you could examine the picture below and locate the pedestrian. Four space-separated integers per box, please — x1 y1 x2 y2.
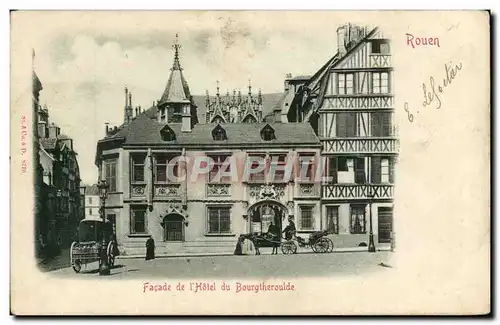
145 235 155 261
234 235 244 255
267 221 279 255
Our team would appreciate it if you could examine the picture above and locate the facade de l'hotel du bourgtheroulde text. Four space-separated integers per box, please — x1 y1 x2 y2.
95 25 397 256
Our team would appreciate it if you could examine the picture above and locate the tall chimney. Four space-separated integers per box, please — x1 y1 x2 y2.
129 92 132 107
337 25 347 56
125 87 128 106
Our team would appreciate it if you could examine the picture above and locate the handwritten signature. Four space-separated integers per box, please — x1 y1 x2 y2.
405 61 463 122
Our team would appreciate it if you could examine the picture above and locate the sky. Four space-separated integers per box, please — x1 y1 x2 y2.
30 11 346 185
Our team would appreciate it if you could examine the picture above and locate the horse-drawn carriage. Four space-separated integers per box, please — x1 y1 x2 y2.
296 230 334 253
70 218 118 273
239 230 333 255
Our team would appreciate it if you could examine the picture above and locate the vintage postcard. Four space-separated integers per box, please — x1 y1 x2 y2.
10 10 490 315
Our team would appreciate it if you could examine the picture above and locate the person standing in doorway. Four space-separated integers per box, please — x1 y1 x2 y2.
145 236 155 261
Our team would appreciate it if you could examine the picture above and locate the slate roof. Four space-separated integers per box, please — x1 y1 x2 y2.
102 110 319 147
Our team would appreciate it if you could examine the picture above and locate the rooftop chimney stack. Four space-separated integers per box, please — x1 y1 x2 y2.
337 25 347 56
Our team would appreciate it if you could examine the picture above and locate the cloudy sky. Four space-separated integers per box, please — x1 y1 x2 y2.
29 11 351 184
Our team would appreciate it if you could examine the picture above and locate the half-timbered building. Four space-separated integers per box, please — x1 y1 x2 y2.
276 24 397 248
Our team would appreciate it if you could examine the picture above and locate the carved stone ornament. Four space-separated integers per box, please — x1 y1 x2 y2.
131 184 146 196
155 184 181 197
159 203 188 221
206 184 230 197
248 184 286 201
299 183 316 196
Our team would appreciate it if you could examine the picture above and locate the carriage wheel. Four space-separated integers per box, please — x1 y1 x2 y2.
281 241 295 255
311 242 317 253
326 238 334 253
313 238 330 253
72 260 82 273
107 241 116 267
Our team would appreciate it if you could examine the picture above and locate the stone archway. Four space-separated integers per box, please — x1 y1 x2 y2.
247 200 288 235
161 214 185 242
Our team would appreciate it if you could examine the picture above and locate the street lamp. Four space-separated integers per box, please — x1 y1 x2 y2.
368 191 376 253
98 179 110 276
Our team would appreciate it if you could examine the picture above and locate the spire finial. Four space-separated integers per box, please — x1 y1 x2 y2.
248 78 252 95
171 33 182 70
216 80 220 96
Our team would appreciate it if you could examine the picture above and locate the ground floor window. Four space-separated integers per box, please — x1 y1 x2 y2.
207 206 231 234
299 205 314 230
326 206 339 234
350 204 366 234
163 214 184 241
130 206 147 234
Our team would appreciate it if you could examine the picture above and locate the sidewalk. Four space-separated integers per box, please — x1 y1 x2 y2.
116 246 393 260
37 248 71 272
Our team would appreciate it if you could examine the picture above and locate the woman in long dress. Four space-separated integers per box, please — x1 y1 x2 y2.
145 236 155 261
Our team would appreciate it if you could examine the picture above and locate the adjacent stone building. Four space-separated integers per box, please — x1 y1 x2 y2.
37 103 82 250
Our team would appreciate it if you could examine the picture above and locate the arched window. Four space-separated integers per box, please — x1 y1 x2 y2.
260 124 276 141
160 125 176 142
212 124 227 141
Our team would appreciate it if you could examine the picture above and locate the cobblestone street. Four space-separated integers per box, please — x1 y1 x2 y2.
48 250 393 279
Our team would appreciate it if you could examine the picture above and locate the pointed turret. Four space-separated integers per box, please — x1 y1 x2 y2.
158 33 192 107
156 33 196 130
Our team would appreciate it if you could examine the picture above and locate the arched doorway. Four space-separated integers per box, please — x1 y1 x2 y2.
247 201 288 236
162 214 185 242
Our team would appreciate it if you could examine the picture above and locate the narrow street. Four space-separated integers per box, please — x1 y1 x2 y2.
47 250 393 279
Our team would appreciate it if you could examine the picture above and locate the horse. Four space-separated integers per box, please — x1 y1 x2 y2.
239 233 279 256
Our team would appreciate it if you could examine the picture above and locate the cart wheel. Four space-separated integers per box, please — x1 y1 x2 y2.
313 238 329 253
326 238 334 253
72 260 82 273
281 241 295 255
107 241 116 267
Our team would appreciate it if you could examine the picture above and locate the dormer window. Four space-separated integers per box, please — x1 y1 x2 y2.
260 124 276 141
160 125 176 142
212 124 227 141
242 115 257 123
